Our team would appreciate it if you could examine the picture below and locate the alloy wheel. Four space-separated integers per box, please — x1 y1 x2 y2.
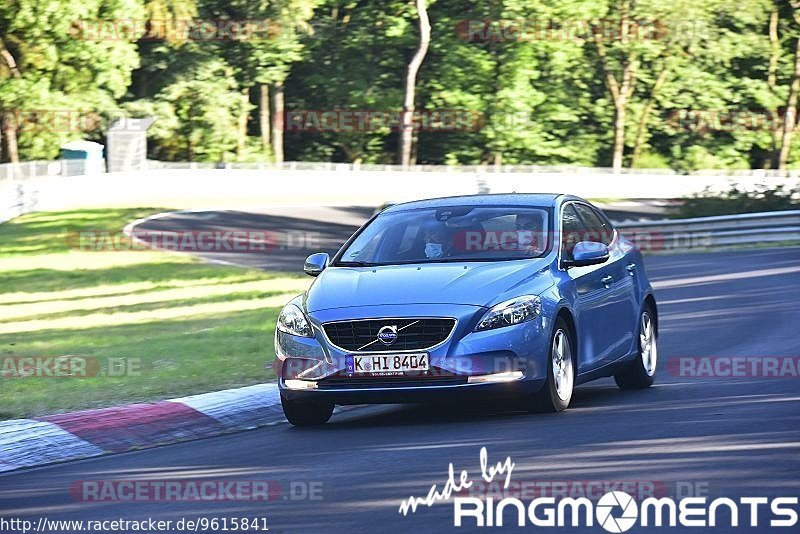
552 329 574 401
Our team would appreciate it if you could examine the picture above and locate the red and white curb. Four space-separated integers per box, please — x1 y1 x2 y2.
168 383 282 429
0 383 281 474
0 420 104 471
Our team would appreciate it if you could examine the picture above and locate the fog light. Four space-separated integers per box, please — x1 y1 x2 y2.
467 371 524 384
284 379 318 390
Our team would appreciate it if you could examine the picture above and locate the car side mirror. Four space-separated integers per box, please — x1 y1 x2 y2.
304 252 329 276
565 241 609 268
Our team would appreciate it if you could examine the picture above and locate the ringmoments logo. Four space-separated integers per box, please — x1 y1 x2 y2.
596 491 638 532
451 492 799 529
398 448 800 530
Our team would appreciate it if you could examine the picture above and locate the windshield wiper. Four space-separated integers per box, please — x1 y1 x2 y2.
422 257 538 263
335 261 377 267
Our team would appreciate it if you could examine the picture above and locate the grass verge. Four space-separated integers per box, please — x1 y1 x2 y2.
0 208 309 419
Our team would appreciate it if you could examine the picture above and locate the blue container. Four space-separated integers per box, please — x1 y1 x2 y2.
60 140 105 176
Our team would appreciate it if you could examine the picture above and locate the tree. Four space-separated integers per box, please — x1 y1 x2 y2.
0 37 22 162
398 0 431 167
592 0 638 172
132 59 245 161
778 1 800 170
199 0 319 162
0 0 794 171
284 0 412 163
0 0 143 162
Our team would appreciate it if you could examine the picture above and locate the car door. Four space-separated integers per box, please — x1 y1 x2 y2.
561 203 628 373
572 203 638 366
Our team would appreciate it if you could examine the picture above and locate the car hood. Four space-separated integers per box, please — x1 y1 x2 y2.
304 258 554 312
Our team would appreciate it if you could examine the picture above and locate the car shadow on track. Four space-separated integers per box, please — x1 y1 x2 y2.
302 383 633 430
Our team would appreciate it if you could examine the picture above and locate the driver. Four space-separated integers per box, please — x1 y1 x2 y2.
422 225 451 259
514 213 545 255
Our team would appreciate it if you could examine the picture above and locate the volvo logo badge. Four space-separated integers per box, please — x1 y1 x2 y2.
377 325 398 345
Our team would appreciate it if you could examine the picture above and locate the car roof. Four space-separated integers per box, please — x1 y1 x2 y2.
382 193 571 213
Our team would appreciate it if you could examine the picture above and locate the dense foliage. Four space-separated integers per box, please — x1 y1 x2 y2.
2 0 800 170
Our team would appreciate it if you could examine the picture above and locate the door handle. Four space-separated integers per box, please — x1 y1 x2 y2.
601 275 613 287
626 263 637 275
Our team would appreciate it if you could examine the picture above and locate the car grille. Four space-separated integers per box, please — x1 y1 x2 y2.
322 318 456 352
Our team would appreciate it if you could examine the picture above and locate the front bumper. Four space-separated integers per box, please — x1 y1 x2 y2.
279 375 540 404
274 303 553 405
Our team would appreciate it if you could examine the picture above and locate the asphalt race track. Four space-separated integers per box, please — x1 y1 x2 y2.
1 210 799 532
129 207 375 270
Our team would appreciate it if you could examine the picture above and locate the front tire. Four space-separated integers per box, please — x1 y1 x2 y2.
614 306 657 390
531 317 575 412
281 396 333 426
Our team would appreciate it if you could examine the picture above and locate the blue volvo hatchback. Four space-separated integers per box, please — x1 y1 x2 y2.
275 194 658 425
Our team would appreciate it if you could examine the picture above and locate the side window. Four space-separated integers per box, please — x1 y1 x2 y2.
594 207 616 244
574 204 614 246
560 204 585 260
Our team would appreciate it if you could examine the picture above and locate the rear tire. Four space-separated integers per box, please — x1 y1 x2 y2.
530 317 574 412
281 396 333 426
614 306 657 390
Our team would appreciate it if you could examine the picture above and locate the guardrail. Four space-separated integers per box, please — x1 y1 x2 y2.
3 162 798 219
4 159 800 179
615 210 800 251
143 160 800 177
2 159 799 242
0 160 57 180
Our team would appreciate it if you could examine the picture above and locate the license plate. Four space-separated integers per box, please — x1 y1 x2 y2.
346 353 429 375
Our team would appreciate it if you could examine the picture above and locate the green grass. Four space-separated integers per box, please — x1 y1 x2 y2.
0 208 310 419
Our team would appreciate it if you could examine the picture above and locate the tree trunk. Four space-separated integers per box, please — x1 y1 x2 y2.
768 9 779 89
0 39 21 163
272 81 284 164
611 102 627 172
593 1 637 173
3 120 19 164
237 88 249 157
609 62 636 173
630 66 668 168
398 0 431 168
778 36 800 170
768 8 781 167
493 151 502 171
259 84 271 152
0 40 21 78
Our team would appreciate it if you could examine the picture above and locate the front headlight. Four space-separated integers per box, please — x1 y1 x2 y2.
277 303 314 337
475 295 542 331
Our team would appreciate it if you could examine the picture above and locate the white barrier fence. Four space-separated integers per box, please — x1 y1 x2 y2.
2 161 798 252
2 160 798 223
616 210 800 251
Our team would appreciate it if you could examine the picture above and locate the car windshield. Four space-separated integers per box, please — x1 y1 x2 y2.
335 205 551 266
